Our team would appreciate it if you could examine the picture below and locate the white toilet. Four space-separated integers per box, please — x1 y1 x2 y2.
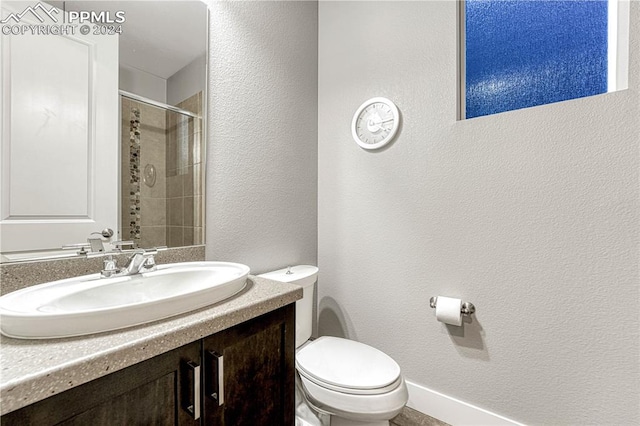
259 265 408 426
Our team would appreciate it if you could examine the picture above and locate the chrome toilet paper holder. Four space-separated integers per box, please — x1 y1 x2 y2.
429 296 475 316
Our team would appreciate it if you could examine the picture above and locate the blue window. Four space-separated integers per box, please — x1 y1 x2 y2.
465 0 609 119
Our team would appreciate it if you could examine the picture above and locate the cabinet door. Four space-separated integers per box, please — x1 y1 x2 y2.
1 341 202 426
202 304 296 425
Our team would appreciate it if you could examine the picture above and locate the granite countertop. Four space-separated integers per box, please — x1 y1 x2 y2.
0 275 302 416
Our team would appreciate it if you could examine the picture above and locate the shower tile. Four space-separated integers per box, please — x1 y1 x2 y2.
167 198 184 226
185 115 194 132
139 103 166 131
120 199 130 228
178 95 199 115
143 126 165 148
141 131 166 179
183 227 194 246
183 166 194 196
189 97 200 114
121 226 132 243
175 125 190 169
140 226 166 249
166 167 178 178
167 174 183 198
141 198 166 226
184 196 195 227
141 137 165 164
166 110 176 133
166 226 183 247
166 137 178 171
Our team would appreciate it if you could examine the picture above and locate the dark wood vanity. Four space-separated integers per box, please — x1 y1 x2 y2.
1 304 296 425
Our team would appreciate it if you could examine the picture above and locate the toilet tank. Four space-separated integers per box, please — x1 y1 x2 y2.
258 265 318 348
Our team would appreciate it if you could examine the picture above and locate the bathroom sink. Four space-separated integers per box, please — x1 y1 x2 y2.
0 262 250 339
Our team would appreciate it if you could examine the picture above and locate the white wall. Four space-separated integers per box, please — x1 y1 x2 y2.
204 0 318 274
318 1 639 425
167 54 206 106
119 64 167 103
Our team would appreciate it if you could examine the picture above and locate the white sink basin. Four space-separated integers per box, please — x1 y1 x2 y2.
0 261 250 339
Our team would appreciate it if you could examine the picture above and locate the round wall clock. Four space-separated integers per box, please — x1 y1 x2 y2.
351 97 400 150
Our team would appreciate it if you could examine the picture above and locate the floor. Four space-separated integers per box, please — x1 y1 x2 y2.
391 407 450 426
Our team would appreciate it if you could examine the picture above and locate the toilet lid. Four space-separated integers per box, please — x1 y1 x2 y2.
296 336 401 392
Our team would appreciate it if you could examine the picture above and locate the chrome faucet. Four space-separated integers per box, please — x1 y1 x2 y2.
120 249 158 275
98 247 166 277
63 231 166 278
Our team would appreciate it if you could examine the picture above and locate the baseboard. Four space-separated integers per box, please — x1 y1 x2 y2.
405 380 526 426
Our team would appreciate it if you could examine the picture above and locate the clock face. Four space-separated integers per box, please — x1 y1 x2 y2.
351 97 399 150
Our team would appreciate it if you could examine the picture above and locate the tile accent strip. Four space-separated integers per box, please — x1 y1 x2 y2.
129 108 141 244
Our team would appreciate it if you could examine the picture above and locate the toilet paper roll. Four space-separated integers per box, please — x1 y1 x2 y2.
435 296 463 326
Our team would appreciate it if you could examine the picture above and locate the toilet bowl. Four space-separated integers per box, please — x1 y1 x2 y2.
259 266 408 426
297 336 408 425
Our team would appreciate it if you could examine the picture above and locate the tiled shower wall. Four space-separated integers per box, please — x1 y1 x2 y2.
121 98 167 248
166 92 204 247
120 92 203 249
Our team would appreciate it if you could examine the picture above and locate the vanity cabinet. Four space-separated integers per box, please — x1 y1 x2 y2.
202 304 295 425
1 304 295 426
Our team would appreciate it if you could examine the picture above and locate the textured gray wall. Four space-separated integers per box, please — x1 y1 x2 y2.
205 1 318 274
317 1 639 425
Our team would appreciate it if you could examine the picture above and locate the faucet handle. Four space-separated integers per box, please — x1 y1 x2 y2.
101 255 120 277
144 255 157 270
138 247 167 272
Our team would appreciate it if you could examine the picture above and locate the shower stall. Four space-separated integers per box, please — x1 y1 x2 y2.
120 91 204 249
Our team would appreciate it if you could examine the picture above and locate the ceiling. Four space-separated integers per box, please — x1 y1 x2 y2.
52 1 208 79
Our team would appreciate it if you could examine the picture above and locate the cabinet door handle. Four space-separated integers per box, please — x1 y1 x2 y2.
181 360 201 420
205 350 224 406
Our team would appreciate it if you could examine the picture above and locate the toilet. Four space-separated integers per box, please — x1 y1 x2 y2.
259 266 408 426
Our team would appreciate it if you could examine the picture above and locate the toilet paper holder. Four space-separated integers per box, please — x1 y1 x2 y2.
429 296 475 316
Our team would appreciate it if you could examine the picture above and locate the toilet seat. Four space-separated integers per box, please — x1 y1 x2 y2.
296 336 403 395
298 367 404 395
296 336 402 394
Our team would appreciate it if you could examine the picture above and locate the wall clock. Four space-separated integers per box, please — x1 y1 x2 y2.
351 97 400 150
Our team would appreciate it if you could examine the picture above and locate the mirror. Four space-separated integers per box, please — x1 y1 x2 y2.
0 0 208 262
